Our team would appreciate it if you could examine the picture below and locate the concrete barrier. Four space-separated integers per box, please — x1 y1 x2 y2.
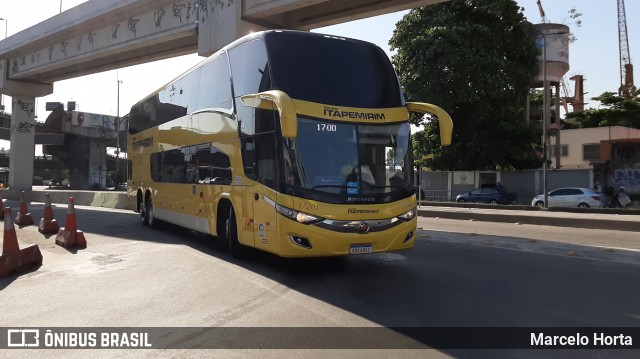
2 188 130 210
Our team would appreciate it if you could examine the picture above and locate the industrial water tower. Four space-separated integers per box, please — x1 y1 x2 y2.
532 23 570 87
531 23 569 207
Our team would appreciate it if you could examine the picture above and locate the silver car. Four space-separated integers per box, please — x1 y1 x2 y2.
531 187 611 208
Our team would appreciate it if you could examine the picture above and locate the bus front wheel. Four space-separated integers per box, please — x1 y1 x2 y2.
225 207 243 258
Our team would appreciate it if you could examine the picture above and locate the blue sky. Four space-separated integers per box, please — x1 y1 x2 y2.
0 0 637 124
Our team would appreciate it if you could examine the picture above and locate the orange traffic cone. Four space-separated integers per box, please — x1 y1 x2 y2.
38 193 60 234
0 190 5 220
0 207 43 278
14 191 34 226
55 197 86 249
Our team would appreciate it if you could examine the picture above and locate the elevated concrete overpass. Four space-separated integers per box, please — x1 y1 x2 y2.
0 0 448 190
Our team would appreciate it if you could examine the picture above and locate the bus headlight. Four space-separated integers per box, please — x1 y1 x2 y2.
396 207 417 221
264 196 324 224
277 203 323 224
295 212 321 223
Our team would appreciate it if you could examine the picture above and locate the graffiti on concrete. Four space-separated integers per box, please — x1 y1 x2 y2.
88 31 97 49
128 18 140 38
76 35 84 52
112 23 120 40
154 8 166 28
8 2 205 78
199 0 209 22
173 4 187 22
612 168 640 194
17 122 35 133
196 0 235 23
60 40 69 57
213 0 234 11
17 100 35 116
172 2 194 23
30 52 37 64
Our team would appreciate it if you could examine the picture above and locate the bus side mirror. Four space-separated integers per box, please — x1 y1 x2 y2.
406 102 453 146
241 90 297 138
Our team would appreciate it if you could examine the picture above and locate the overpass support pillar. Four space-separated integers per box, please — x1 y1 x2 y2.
89 138 107 190
1 60 53 190
197 0 267 56
8 95 37 191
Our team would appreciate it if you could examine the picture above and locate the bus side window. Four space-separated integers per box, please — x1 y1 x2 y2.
254 133 275 189
180 68 201 114
253 109 277 189
151 153 162 182
191 144 232 185
228 39 270 99
229 39 273 184
241 137 256 179
198 53 233 110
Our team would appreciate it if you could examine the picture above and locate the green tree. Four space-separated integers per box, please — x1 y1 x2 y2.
566 89 640 129
390 0 543 170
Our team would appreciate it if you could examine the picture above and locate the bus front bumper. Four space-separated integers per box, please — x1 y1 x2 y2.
275 216 417 257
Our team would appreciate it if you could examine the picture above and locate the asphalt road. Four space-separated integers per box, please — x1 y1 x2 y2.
1 204 639 358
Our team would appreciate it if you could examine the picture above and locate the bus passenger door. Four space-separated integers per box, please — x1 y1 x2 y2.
251 185 279 253
248 127 279 253
241 186 255 248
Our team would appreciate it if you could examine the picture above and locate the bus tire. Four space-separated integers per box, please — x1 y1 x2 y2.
139 199 148 226
226 207 243 258
146 196 160 229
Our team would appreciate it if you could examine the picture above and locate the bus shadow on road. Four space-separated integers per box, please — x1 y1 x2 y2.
4 202 640 357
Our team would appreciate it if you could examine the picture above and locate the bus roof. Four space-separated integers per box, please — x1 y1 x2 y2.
129 30 388 112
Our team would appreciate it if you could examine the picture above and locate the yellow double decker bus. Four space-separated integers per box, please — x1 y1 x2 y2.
127 30 452 257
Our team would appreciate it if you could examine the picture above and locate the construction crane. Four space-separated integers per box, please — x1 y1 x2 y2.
618 0 634 97
536 0 547 23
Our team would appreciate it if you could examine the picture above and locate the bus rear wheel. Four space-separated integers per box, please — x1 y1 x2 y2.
146 196 160 229
139 199 148 226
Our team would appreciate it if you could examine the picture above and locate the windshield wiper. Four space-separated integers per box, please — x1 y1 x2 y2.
309 184 348 192
364 185 413 196
284 184 346 194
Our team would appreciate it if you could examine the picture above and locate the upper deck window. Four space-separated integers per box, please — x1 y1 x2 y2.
266 32 403 108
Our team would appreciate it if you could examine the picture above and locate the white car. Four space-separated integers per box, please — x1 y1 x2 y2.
531 187 611 208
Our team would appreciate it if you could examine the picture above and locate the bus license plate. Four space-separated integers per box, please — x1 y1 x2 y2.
349 244 372 255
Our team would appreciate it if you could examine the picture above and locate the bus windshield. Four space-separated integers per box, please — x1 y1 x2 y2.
282 118 412 203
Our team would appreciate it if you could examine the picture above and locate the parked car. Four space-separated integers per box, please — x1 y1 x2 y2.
48 180 62 188
531 187 611 208
456 186 516 205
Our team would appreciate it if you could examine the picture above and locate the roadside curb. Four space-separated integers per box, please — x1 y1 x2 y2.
418 208 640 232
